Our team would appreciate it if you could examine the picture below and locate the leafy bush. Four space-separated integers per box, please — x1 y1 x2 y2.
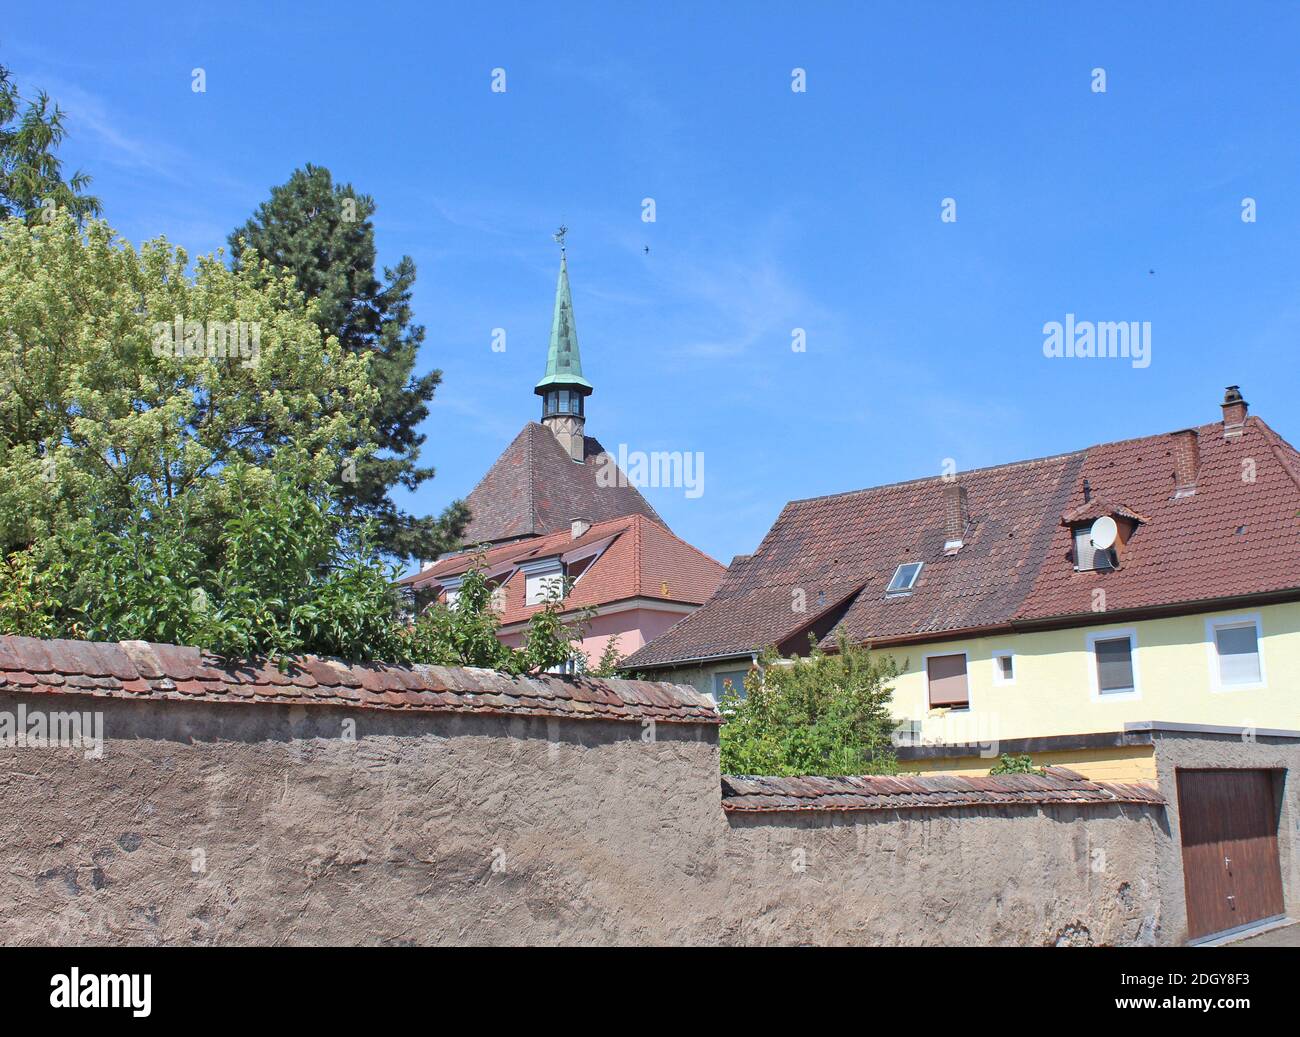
585 636 624 677
0 481 588 671
989 753 1043 775
718 633 900 776
0 461 406 660
400 564 588 674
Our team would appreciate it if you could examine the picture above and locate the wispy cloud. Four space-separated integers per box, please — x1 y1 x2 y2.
29 75 187 180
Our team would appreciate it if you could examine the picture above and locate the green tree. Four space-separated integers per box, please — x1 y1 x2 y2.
229 165 465 562
0 65 101 223
0 213 582 670
0 462 411 662
0 212 376 567
0 210 400 659
719 633 901 776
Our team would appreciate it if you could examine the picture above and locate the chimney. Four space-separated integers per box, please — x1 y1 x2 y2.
1171 428 1200 497
1221 385 1248 435
571 517 591 540
942 480 969 553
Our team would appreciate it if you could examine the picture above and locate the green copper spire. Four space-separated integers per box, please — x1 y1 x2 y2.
534 245 594 396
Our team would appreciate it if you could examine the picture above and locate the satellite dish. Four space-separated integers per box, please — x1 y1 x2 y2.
1090 515 1118 550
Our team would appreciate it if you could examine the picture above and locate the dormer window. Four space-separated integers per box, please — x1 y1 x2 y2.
886 562 923 596
441 576 465 606
522 558 565 606
1072 525 1114 572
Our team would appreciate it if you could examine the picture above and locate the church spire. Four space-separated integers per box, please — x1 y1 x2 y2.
535 227 593 461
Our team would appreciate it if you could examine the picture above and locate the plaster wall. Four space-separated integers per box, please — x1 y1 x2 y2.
0 690 1169 946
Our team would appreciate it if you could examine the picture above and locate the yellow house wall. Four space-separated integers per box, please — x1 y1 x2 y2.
900 745 1158 784
881 601 1300 745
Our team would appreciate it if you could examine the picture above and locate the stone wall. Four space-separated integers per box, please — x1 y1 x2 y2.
0 687 1168 946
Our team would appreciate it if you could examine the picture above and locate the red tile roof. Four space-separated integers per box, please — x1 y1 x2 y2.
627 409 1300 668
721 767 1163 812
403 513 726 628
0 636 720 725
460 423 664 546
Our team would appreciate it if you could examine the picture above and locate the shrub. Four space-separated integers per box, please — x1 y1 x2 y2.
719 633 900 776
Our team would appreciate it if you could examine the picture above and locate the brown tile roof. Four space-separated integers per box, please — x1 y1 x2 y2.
627 449 1084 666
460 423 664 547
627 410 1300 669
721 767 1164 812
402 514 726 627
1018 416 1300 621
0 636 720 725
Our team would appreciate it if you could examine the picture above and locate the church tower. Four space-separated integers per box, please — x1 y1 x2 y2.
439 229 665 550
534 231 593 462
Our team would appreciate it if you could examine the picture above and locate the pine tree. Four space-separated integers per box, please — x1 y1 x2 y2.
0 65 102 223
229 164 466 561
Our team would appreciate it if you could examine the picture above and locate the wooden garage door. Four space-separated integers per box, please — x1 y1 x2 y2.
1176 769 1285 940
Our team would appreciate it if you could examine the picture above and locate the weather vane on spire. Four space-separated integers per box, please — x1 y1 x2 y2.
553 224 568 252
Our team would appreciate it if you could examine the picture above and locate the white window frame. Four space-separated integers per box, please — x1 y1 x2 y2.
522 559 565 607
1205 612 1267 693
886 561 924 596
1086 627 1141 702
991 649 1016 686
922 649 972 712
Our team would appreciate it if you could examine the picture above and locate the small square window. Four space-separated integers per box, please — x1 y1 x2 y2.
1073 525 1114 572
1212 620 1261 687
886 562 923 595
993 652 1014 683
1094 636 1135 694
713 669 749 703
926 652 969 709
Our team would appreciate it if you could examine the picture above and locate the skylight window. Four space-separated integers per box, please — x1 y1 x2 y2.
886 562 923 595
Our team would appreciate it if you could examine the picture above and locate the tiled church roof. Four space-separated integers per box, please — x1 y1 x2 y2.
460 423 664 546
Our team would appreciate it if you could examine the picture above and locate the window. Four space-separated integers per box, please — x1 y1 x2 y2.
1208 615 1264 690
992 651 1015 684
523 561 564 606
1073 525 1114 572
886 562 923 595
1087 629 1139 698
926 652 969 709
558 389 570 413
713 669 750 703
441 577 464 607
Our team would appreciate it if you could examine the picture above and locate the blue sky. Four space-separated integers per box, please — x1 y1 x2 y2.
5 3 1298 566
